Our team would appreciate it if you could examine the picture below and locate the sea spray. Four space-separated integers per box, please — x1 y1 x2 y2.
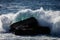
0 13 15 32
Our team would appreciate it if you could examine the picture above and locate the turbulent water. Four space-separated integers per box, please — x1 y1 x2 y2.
0 7 60 36
0 0 60 40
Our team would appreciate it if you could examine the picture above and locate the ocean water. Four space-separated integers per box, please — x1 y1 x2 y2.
0 0 60 40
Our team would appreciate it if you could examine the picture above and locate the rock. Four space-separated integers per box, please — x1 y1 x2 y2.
10 17 50 36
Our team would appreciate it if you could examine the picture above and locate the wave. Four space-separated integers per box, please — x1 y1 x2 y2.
0 7 60 36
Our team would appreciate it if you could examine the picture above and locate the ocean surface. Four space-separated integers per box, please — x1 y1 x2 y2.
0 0 60 40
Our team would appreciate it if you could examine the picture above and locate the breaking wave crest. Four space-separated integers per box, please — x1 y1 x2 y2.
0 7 60 36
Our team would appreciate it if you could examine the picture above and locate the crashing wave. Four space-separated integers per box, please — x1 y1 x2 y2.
0 7 60 36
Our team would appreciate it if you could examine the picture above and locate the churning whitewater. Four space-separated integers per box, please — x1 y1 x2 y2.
0 7 60 36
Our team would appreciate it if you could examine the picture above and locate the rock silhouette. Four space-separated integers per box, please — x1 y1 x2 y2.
10 17 50 36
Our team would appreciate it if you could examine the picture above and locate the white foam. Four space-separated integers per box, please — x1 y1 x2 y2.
0 13 15 32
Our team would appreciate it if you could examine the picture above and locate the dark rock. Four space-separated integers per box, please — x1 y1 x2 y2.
10 17 50 36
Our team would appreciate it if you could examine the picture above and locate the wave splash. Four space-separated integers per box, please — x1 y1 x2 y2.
0 7 60 36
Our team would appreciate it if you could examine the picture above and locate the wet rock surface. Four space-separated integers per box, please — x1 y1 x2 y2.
10 17 50 36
